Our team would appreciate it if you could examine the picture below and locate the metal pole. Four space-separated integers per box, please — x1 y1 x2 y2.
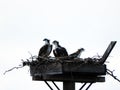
79 83 87 90
44 81 53 90
86 83 93 90
63 81 75 90
52 81 60 90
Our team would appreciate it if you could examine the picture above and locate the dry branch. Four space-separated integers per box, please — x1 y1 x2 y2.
107 69 120 83
4 65 23 75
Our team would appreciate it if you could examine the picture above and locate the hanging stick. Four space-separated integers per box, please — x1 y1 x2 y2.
4 65 23 75
107 69 120 83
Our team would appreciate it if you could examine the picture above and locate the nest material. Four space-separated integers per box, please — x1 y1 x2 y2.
25 56 102 67
25 56 102 76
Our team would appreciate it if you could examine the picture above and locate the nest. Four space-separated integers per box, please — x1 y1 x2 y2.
22 56 103 76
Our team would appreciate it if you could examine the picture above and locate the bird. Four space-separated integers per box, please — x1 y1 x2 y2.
52 40 68 57
69 48 85 58
38 38 52 58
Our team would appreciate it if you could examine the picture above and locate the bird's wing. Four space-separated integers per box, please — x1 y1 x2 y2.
61 47 68 56
69 52 76 56
69 50 78 56
38 44 48 56
69 51 78 58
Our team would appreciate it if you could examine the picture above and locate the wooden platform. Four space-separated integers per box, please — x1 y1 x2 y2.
28 41 117 90
30 61 106 82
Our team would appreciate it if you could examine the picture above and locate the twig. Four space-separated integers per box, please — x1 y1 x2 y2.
4 65 23 75
28 51 34 61
91 53 102 59
107 69 120 83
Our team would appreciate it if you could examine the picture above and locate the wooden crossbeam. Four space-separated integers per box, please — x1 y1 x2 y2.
32 74 105 82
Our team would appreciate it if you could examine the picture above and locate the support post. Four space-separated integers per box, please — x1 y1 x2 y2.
63 81 75 90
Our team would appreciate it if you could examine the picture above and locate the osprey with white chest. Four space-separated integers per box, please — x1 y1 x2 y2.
38 38 52 58
52 40 68 57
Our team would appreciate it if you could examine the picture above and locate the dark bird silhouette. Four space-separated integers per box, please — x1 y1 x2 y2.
69 48 85 58
52 40 68 57
38 38 52 58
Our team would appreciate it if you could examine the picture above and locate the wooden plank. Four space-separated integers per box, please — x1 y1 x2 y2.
99 41 117 64
62 63 106 75
30 63 106 76
32 74 105 82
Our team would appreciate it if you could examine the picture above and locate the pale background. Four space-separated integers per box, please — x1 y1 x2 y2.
0 0 120 90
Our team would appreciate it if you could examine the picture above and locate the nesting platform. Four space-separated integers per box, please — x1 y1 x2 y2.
29 41 116 83
30 60 106 82
27 41 117 90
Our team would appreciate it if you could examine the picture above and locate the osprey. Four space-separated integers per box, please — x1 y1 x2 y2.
69 48 85 58
52 40 68 57
38 38 52 58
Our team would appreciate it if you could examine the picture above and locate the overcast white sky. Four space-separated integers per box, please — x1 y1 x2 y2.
0 0 120 90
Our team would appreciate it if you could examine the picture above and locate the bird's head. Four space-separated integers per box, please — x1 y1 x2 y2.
78 48 85 52
52 40 59 45
43 38 50 44
52 41 60 48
